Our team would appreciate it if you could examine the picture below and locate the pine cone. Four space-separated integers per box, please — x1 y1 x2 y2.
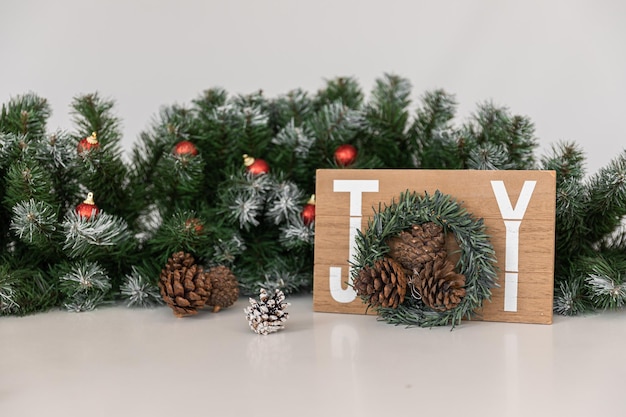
386 222 447 275
244 288 289 335
354 257 407 309
159 251 212 317
413 258 466 312
205 265 239 312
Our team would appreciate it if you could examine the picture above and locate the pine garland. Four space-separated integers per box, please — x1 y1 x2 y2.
0 73 625 318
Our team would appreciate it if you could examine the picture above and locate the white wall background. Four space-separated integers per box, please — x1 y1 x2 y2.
1 0 625 174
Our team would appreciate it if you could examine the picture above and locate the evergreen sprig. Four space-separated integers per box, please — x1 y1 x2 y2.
120 266 163 308
10 199 58 249
545 144 626 314
57 260 112 312
62 210 132 258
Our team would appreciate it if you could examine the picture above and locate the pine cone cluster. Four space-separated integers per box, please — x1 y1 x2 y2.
244 288 289 335
159 251 239 317
353 257 407 308
355 222 467 312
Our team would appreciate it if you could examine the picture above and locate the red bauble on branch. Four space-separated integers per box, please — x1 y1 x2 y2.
185 218 204 234
334 144 357 167
243 154 270 175
173 140 198 156
302 195 316 225
76 192 100 219
77 132 99 154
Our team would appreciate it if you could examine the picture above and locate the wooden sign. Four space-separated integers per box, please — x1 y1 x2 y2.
313 169 556 324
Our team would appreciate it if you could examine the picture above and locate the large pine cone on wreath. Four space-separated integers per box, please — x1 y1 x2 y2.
159 251 212 317
205 265 239 312
386 222 447 274
354 257 407 309
414 258 466 312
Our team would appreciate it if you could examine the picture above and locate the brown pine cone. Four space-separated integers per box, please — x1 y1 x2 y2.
413 258 466 312
386 222 447 275
205 265 239 312
159 251 212 317
354 257 407 309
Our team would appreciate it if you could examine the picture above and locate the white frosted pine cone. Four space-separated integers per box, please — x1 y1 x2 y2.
244 288 289 335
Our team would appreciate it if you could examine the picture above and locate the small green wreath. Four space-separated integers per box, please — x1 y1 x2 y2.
351 190 498 328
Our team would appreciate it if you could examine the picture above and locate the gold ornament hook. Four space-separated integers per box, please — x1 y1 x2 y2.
243 154 255 167
87 132 98 144
83 192 95 205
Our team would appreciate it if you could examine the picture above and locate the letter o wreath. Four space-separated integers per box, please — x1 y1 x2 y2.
352 190 498 328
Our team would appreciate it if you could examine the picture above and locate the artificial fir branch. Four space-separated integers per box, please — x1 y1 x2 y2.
466 143 512 170
3 160 56 208
265 178 305 225
584 150 626 242
271 120 315 159
314 76 364 110
0 93 50 138
360 74 413 168
267 89 314 129
57 260 112 312
585 256 626 309
10 199 58 248
0 265 20 314
62 210 132 258
0 264 58 316
146 210 212 266
459 102 538 169
120 266 163 308
543 144 626 314
71 94 131 219
0 92 139 314
71 93 122 145
409 89 458 169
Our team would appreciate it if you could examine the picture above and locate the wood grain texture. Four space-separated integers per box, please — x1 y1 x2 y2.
313 169 556 324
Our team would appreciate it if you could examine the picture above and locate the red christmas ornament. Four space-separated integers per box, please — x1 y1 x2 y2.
334 144 358 167
76 192 99 219
185 218 204 234
173 140 198 156
77 132 99 154
302 195 316 225
243 154 270 175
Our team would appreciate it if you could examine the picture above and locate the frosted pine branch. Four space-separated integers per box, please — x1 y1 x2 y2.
0 277 19 314
230 193 263 229
211 103 269 128
64 294 106 312
265 180 303 225
10 199 57 244
59 261 111 294
212 234 246 265
242 172 274 196
467 143 512 170
586 274 626 309
59 261 111 312
62 210 131 258
280 220 315 248
120 267 163 308
553 280 587 316
272 120 315 158
37 131 77 170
